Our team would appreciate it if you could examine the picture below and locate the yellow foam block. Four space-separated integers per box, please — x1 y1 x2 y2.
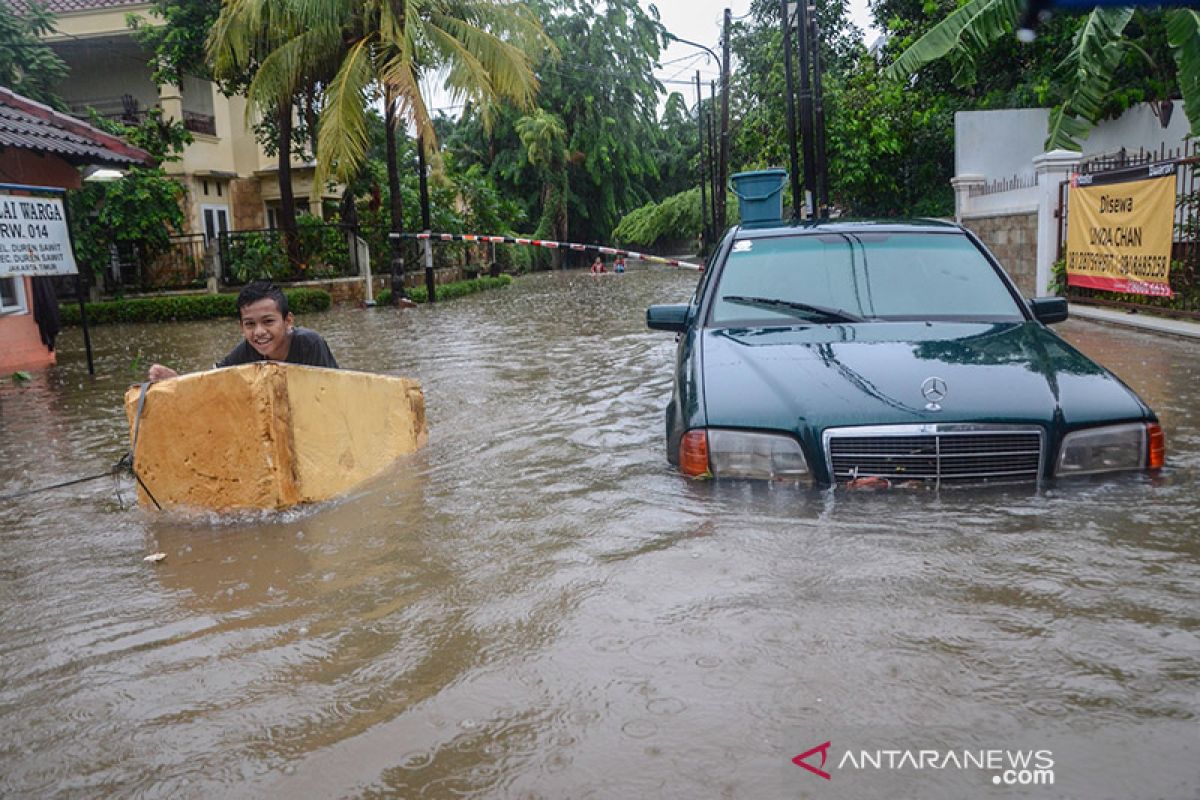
124 363 427 511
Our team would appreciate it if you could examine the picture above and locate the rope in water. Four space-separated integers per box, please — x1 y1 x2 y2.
0 465 123 501
0 451 160 509
0 382 162 509
389 231 704 271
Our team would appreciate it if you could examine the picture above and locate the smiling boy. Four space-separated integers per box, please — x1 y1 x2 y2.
147 281 338 381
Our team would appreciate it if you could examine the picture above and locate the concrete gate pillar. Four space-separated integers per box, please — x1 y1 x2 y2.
950 174 985 223
1032 150 1082 296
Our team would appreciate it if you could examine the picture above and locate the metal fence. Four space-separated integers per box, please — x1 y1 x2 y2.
217 224 366 286
101 234 209 294
69 222 473 298
1057 140 1199 316
968 173 1037 197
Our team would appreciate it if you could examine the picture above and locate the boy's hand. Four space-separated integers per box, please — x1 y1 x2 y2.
147 364 178 382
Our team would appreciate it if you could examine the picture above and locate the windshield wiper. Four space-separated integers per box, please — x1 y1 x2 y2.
722 295 865 323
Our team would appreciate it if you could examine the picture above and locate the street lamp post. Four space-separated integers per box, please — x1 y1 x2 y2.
668 32 727 245
694 71 711 249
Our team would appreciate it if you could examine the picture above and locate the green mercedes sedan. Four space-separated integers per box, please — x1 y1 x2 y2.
646 220 1164 485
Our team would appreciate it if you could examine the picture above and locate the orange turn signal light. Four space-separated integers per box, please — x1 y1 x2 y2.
1147 423 1165 469
680 430 710 476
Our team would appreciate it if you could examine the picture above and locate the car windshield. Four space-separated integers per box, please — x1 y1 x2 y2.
708 231 1026 325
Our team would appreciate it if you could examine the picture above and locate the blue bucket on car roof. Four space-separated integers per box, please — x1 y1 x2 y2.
730 169 787 225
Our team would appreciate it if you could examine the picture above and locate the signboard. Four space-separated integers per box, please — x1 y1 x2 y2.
0 193 78 277
1065 164 1175 297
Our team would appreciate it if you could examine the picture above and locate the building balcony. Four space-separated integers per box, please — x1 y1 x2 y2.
183 110 217 136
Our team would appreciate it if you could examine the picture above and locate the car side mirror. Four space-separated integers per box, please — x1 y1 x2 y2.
647 304 691 332
1030 296 1068 325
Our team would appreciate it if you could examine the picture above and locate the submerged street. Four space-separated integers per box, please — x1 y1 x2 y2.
1 267 1198 797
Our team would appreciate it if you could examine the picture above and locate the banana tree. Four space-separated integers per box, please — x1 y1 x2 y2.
885 2 1200 151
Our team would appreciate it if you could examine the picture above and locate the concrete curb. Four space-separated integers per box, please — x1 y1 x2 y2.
1068 303 1200 340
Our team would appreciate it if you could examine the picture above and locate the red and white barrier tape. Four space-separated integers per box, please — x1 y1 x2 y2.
389 231 703 271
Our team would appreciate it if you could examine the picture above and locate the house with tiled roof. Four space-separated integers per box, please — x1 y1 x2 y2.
4 0 337 255
0 85 150 371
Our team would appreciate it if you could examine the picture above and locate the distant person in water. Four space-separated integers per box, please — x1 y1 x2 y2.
590 256 606 274
614 256 626 273
147 281 338 381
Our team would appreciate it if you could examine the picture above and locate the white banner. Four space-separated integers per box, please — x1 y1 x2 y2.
0 194 78 277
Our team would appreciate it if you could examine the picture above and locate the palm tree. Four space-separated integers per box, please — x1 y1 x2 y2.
218 0 550 297
515 109 568 253
245 0 548 185
208 0 337 265
885 3 1199 151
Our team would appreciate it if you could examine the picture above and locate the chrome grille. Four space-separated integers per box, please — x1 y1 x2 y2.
824 424 1044 484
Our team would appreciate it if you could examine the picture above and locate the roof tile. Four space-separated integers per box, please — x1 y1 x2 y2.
0 87 151 167
4 0 146 14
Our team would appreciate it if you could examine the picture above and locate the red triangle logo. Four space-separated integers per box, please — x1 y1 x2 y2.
792 741 832 780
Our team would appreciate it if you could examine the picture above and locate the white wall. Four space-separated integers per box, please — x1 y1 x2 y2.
956 108 1049 179
956 102 1193 181
1084 103 1193 158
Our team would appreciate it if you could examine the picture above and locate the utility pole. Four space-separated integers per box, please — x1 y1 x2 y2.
666 33 724 246
811 6 829 218
795 0 817 218
718 8 732 232
695 71 711 249
779 0 802 220
417 136 436 303
709 81 719 235
384 96 407 303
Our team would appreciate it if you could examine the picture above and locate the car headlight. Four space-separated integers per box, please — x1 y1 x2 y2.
680 429 809 481
1056 422 1163 476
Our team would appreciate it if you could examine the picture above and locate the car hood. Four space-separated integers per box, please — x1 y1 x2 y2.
699 322 1150 434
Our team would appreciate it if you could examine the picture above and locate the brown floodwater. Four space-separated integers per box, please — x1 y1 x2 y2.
1 269 1197 799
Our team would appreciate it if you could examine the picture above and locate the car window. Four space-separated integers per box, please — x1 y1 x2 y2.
708 232 1025 325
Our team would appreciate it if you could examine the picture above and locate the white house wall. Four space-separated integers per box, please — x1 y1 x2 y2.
956 108 1049 181
956 103 1193 181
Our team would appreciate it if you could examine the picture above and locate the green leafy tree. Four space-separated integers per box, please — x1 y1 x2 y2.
652 92 701 200
68 110 190 283
824 53 955 216
727 0 951 216
0 0 67 107
885 3 1200 150
534 0 670 242
127 0 221 85
444 0 671 246
516 109 568 244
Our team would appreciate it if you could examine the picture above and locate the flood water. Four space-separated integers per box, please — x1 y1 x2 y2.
1 268 1197 799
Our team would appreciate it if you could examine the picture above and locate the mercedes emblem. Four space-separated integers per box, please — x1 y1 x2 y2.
921 376 947 411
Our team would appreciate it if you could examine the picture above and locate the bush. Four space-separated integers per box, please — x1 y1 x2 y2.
376 275 512 306
613 187 741 249
297 213 351 277
59 288 331 325
497 245 534 274
227 232 288 283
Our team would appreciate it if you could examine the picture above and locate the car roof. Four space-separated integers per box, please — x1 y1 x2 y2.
733 218 963 239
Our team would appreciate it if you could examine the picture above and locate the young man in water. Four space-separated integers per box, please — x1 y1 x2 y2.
147 281 338 381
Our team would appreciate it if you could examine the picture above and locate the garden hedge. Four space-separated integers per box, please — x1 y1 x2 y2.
376 274 512 307
59 288 332 325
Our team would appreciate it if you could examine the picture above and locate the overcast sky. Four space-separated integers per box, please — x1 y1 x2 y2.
653 0 879 100
422 1 879 118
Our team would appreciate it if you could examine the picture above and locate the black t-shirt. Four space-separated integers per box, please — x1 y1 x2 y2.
215 327 339 369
